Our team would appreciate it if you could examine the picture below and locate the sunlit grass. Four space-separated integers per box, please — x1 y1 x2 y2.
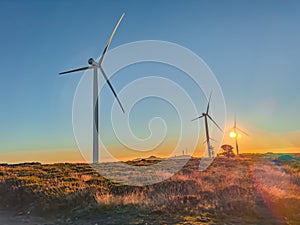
0 154 299 224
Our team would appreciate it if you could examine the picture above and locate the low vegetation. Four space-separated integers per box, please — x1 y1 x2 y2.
0 153 299 224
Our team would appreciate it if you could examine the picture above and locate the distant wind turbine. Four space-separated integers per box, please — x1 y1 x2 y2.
59 13 125 164
192 93 223 158
229 115 248 155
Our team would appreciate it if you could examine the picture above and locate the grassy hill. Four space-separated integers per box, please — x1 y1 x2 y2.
0 154 299 224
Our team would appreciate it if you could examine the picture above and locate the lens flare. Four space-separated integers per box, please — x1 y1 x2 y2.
229 131 237 138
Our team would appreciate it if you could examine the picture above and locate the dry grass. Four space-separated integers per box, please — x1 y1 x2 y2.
0 154 299 224
249 155 300 224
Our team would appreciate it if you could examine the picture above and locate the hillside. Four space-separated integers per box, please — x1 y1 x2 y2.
0 154 299 224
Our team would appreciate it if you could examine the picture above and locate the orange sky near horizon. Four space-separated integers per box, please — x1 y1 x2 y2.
1 122 299 164
1 128 299 164
1 146 299 164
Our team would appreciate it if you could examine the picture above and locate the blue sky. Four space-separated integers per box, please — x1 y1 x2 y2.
0 0 300 161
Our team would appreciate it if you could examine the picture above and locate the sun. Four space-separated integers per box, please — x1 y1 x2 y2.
229 131 237 138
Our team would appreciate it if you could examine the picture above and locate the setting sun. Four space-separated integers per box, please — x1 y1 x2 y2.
229 131 237 138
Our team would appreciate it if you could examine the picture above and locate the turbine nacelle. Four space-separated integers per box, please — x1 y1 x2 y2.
88 58 99 67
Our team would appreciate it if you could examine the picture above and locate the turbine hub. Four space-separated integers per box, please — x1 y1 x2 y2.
88 58 99 67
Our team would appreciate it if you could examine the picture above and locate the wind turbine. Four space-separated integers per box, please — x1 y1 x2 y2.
229 115 248 155
59 13 125 164
192 93 223 158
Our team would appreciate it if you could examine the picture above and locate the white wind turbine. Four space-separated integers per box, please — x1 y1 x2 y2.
59 13 125 163
192 93 223 158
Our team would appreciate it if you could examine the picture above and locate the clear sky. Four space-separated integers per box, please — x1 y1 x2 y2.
0 0 299 163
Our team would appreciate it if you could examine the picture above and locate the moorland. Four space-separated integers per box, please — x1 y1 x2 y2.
0 153 299 224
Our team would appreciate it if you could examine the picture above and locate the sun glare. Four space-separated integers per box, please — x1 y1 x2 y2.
229 131 237 138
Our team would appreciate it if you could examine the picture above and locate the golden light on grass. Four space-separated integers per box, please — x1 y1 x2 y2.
229 131 237 138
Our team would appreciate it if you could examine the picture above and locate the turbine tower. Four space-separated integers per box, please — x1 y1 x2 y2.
230 115 248 155
192 93 223 158
59 13 125 164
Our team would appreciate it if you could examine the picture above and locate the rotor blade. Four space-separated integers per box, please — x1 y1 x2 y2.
191 115 204 121
59 66 93 75
210 137 217 143
234 114 237 128
207 114 223 132
203 137 217 144
236 127 249 136
99 13 125 65
99 66 125 113
206 91 212 114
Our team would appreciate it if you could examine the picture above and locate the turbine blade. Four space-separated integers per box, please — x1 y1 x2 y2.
99 13 125 65
203 137 217 145
206 91 212 114
207 114 223 132
191 115 204 121
234 114 237 128
204 138 217 144
210 137 217 143
236 127 249 136
59 66 93 75
99 66 125 113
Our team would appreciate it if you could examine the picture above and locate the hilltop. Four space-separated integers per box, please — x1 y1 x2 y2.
0 154 299 224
